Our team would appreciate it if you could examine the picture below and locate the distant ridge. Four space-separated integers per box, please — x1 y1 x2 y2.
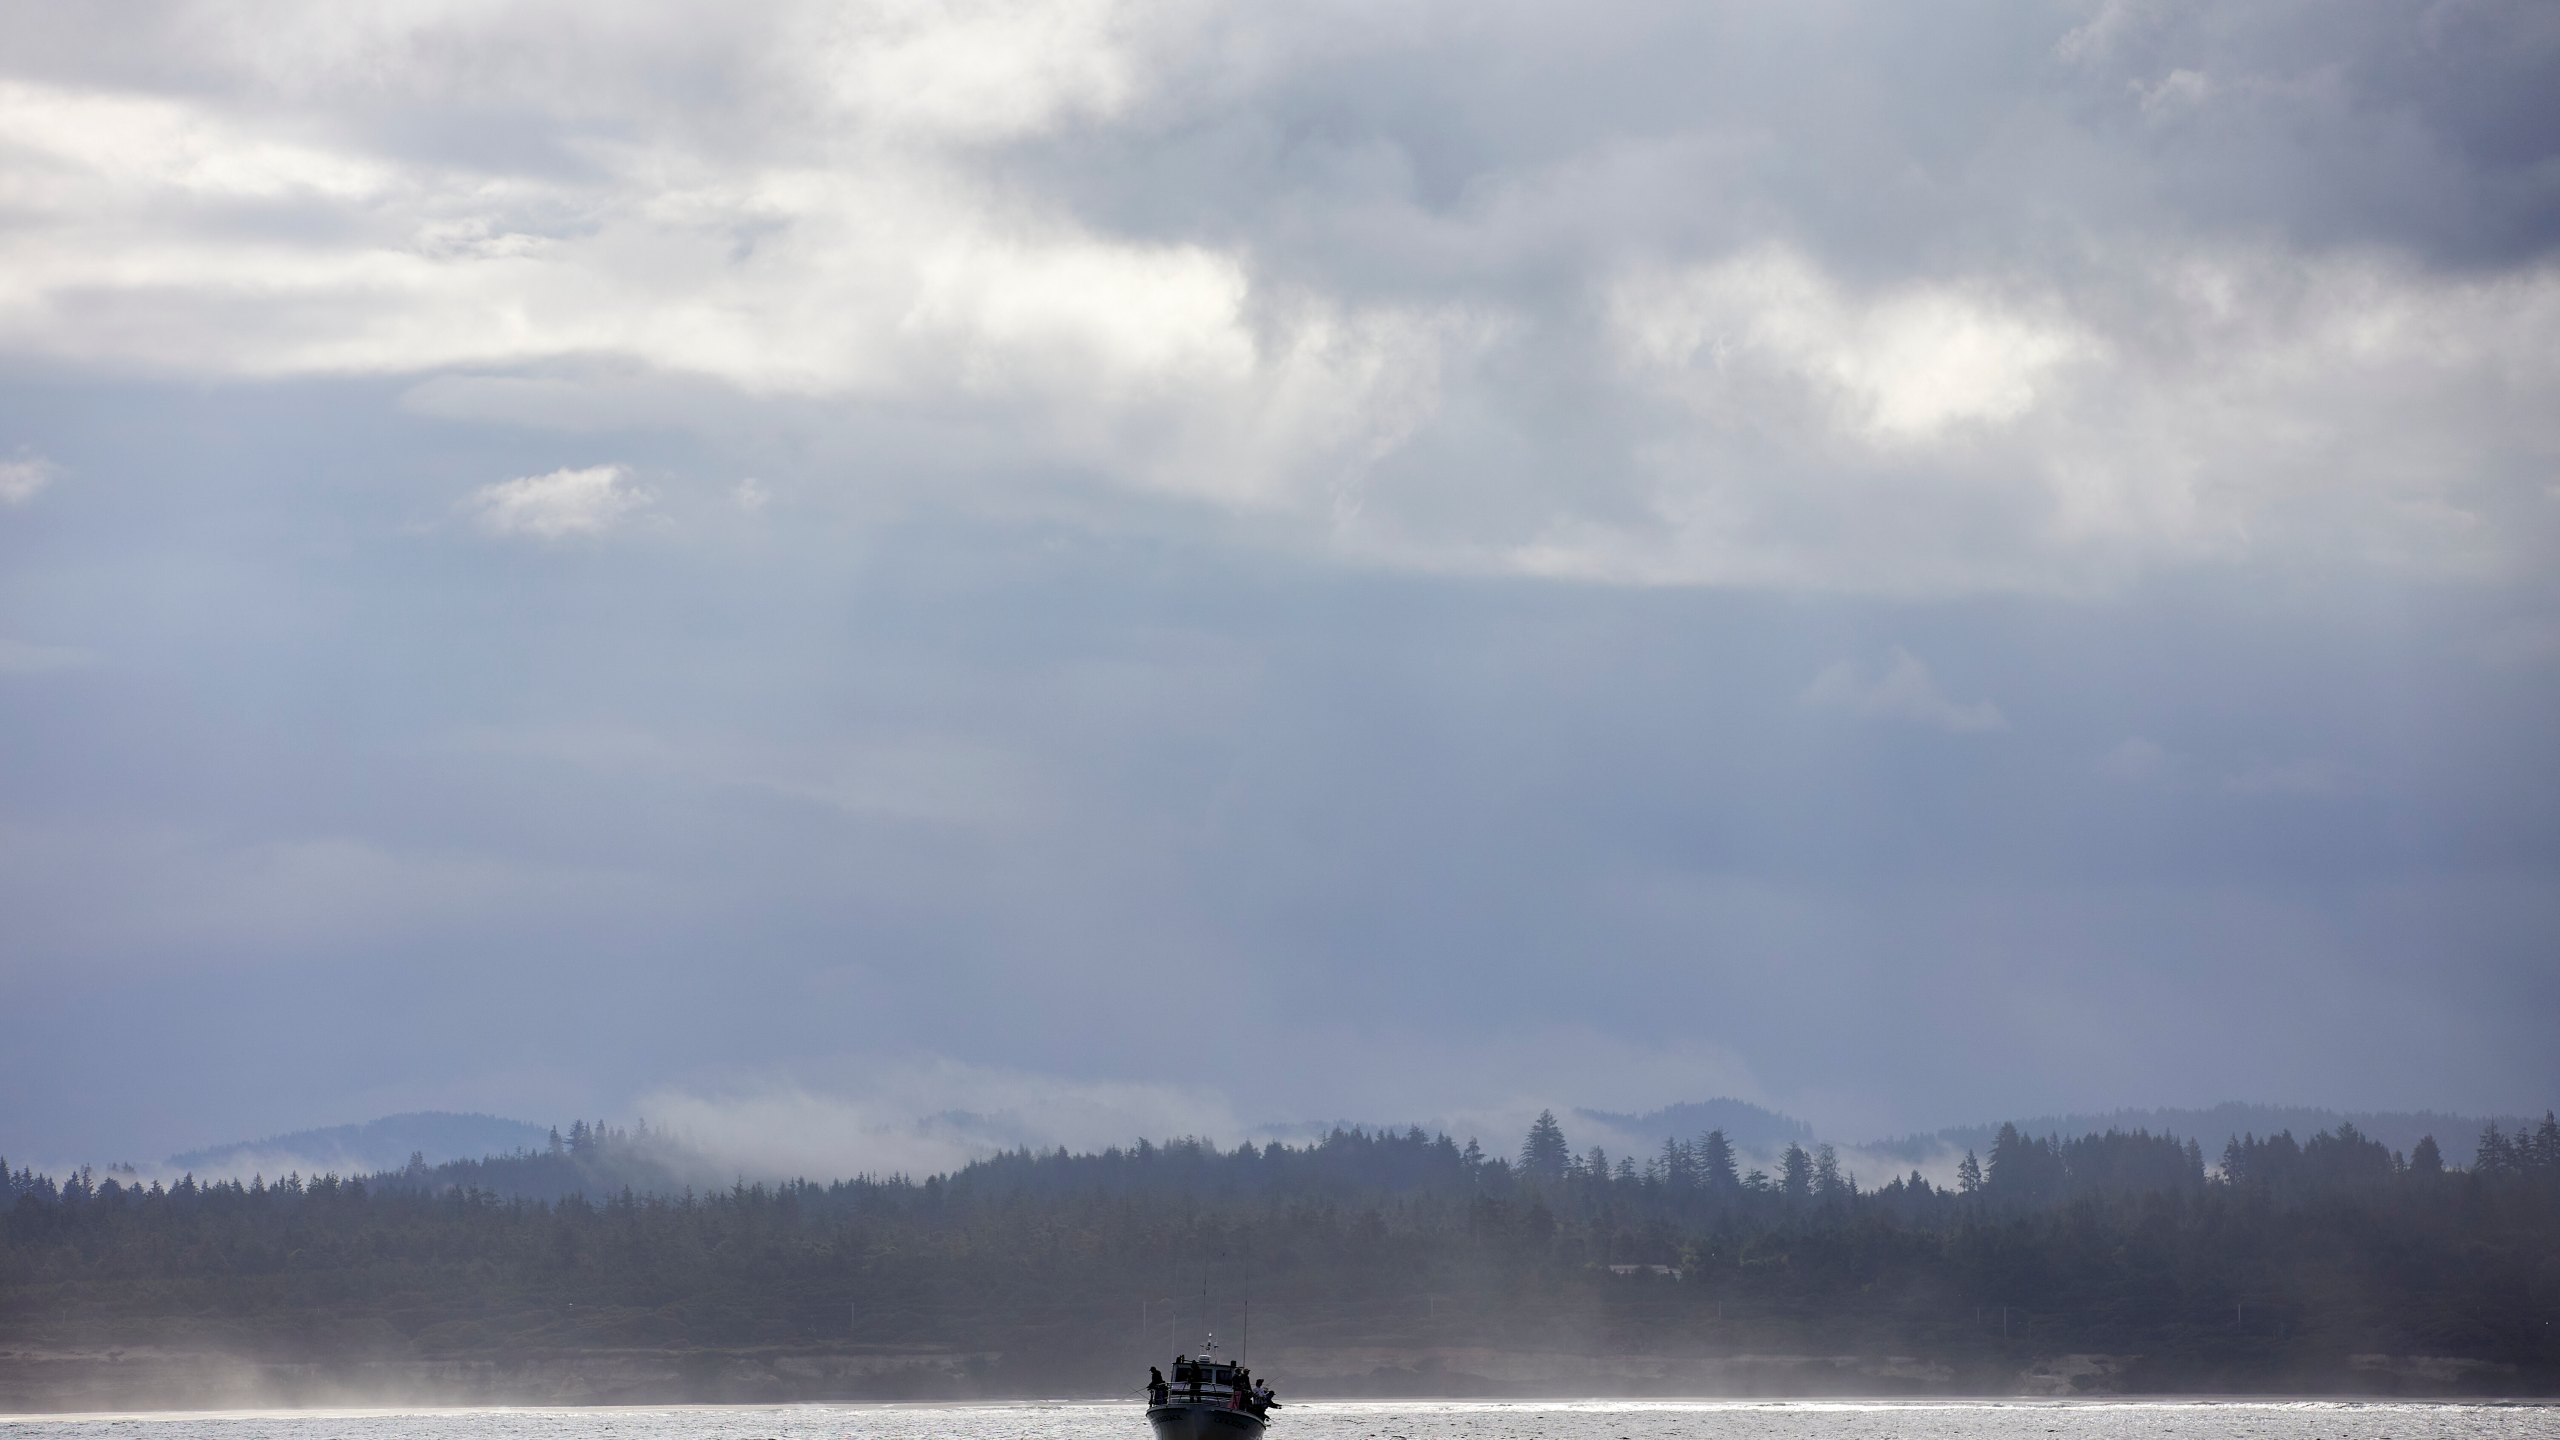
1576 1098 1815 1151
1866 1102 2544 1169
168 1111 553 1177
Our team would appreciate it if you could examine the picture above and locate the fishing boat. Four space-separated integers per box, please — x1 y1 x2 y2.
1144 1338 1275 1438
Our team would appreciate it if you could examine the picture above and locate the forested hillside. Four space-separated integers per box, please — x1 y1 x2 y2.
4 1114 2556 1408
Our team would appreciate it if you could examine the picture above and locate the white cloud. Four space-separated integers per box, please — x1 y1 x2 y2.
1802 649 2007 733
0 3 2553 595
2135 68 2215 122
2053 0 2157 64
1514 240 2560 592
460 464 651 540
805 0 1174 144
1616 245 2090 444
0 16 1455 522
639 1061 1247 1180
0 453 59 504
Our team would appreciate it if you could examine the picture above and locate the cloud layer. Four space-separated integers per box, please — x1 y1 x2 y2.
0 0 2552 591
2 0 2555 1165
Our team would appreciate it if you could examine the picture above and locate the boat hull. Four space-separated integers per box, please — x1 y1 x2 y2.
1146 1403 1267 1439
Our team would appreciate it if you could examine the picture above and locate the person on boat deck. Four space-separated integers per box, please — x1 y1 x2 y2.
1147 1366 1167 1405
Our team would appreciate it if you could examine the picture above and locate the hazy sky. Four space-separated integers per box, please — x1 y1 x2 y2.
3 0 2556 1170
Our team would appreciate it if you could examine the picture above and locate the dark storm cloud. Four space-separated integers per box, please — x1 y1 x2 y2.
1007 0 2560 274
0 1 2554 1171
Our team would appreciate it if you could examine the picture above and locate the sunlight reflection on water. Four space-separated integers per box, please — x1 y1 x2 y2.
5 1401 2557 1440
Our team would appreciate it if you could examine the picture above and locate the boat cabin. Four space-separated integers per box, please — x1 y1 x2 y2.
1164 1356 1247 1403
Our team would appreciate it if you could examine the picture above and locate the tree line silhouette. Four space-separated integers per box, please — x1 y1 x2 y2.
2 1111 2555 1403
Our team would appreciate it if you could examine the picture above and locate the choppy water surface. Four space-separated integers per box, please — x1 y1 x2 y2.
4 1402 2554 1440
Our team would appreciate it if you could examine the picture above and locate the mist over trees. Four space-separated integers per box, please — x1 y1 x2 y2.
4 1109 2557 1405
1872 1105 2534 1170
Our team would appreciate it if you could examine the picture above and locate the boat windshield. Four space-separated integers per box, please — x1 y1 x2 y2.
1172 1360 1240 1384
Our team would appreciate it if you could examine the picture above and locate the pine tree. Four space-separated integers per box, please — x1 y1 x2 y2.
1986 1122 2026 1193
1781 1143 1812 1200
1956 1149 1982 1195
1813 1144 1843 1200
1698 1129 1740 1192
1660 1137 1695 1191
1519 1111 1570 1181
2476 1124 2515 1176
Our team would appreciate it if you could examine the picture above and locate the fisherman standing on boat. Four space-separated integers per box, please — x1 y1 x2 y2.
1143 1346 1277 1437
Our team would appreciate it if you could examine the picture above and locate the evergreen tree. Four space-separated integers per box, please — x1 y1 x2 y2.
1780 1143 1813 1200
2476 1124 2515 1176
1519 1110 1570 1181
1697 1129 1740 1192
1813 1144 1843 1200
1659 1137 1695 1191
1956 1149 1982 1195
1987 1122 2026 1192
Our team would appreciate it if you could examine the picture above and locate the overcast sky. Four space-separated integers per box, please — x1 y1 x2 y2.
3 0 2556 1170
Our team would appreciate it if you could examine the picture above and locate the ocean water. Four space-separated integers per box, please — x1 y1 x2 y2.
3 1402 2554 1440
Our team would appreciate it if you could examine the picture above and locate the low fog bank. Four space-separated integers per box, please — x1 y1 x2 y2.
162 1114 554 1184
62 1086 2551 1200
1871 1105 2538 1173
5 1346 2531 1410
